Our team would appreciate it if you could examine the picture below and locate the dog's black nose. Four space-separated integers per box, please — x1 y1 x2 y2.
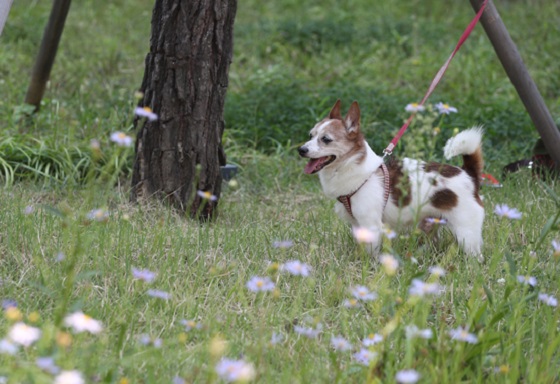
298 146 309 157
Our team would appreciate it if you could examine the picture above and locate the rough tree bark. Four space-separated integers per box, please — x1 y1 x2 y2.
131 0 237 219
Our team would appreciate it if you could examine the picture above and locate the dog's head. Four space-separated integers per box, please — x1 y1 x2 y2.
298 100 365 174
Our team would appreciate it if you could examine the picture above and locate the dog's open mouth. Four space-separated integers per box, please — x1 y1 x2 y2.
304 155 336 174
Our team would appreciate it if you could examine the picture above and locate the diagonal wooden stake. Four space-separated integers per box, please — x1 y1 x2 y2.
24 0 72 111
469 0 560 169
0 0 14 36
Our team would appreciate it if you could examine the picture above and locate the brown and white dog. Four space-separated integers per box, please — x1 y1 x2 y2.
298 100 484 257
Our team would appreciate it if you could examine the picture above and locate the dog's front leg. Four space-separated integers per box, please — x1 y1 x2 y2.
363 234 382 256
336 203 384 257
334 202 358 226
354 213 384 257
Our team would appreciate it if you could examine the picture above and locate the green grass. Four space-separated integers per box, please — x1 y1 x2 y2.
1 170 559 383
2 0 560 177
1 0 560 382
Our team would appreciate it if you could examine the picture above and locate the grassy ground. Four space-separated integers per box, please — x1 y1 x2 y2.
1 167 559 383
1 0 560 383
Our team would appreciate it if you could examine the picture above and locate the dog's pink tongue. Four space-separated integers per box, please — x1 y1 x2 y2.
304 158 321 174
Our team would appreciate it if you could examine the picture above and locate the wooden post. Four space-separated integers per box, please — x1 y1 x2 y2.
469 0 560 168
24 0 72 111
0 0 14 36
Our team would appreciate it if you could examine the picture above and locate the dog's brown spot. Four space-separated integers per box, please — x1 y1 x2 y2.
424 162 462 177
431 189 458 210
462 147 484 177
344 129 366 164
462 147 484 207
386 158 411 207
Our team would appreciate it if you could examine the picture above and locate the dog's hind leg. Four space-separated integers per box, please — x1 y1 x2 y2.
446 205 484 259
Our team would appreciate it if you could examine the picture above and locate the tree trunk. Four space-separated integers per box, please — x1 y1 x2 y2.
131 0 237 219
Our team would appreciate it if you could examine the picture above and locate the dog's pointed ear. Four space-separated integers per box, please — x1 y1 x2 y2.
328 99 342 120
344 101 361 133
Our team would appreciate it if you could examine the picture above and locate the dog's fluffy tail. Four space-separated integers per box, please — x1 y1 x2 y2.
444 126 484 180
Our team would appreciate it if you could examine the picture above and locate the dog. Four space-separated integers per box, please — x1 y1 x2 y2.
298 100 485 257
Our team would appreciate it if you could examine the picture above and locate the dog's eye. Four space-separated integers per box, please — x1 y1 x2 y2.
309 133 313 139
322 136 332 144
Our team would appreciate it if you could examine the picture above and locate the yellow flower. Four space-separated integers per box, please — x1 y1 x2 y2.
119 378 130 384
56 331 73 348
209 334 227 358
178 332 188 343
5 307 23 322
28 311 40 323
498 365 510 374
267 262 280 273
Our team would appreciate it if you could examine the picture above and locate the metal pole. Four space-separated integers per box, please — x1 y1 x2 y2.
469 0 560 168
24 0 72 111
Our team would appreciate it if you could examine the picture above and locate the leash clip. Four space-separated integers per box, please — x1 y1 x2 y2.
382 143 395 159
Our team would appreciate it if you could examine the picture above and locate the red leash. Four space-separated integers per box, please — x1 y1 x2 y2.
384 0 489 156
